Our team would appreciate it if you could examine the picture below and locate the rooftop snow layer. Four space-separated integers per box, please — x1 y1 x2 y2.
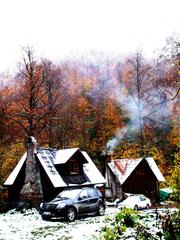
108 157 165 185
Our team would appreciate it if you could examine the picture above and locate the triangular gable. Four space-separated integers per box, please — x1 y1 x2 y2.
4 153 27 186
108 157 165 185
54 148 88 165
108 158 142 185
82 151 106 185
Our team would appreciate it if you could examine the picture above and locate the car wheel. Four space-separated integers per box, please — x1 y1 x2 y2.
134 205 138 210
97 203 105 216
146 204 150 209
66 207 76 221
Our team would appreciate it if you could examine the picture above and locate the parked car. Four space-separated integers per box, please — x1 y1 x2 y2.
118 194 151 210
39 187 106 221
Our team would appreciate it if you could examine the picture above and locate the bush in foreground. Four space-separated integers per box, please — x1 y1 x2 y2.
98 208 180 240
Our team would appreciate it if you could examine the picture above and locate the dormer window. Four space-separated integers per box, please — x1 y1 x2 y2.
70 159 79 174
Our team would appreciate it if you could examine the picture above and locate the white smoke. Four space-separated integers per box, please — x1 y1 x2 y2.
85 57 175 153
106 84 143 152
114 83 142 129
106 82 172 152
106 127 128 152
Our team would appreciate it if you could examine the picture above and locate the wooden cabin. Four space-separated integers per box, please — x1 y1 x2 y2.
4 138 106 208
105 157 165 203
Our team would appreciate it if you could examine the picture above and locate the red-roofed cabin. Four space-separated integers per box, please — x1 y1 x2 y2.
105 157 165 203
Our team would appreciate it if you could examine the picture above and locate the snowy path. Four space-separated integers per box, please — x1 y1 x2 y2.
0 208 118 240
1 207 177 239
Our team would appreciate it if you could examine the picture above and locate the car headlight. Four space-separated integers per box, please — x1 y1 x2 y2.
40 203 44 208
57 202 66 209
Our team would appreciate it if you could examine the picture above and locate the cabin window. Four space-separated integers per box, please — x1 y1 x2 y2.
69 159 79 174
136 167 145 175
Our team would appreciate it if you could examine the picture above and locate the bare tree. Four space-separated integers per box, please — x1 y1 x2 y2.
41 59 62 147
119 51 159 154
158 33 180 101
4 47 47 138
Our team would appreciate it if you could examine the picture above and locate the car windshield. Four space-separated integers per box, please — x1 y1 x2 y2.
58 189 81 199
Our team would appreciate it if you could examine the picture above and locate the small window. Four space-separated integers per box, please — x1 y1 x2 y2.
87 188 98 198
79 190 88 199
140 196 145 201
136 167 145 175
70 159 79 174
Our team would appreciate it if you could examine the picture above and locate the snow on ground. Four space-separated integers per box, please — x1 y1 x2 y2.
0 207 118 240
0 207 178 240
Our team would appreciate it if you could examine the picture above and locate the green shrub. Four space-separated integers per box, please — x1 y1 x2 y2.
115 208 138 227
100 208 137 239
162 210 180 240
100 225 126 240
136 224 156 240
99 207 180 240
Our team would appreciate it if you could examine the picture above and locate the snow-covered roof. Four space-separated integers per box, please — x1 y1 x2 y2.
4 147 106 187
4 153 27 186
108 157 165 185
54 148 88 165
36 148 66 188
82 151 106 185
145 157 166 182
160 188 173 194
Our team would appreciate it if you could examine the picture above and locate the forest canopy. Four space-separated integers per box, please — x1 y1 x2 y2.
0 34 179 190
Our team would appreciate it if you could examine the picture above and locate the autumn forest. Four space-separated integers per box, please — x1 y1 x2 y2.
0 34 179 194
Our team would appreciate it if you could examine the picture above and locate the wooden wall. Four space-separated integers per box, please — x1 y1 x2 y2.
122 159 158 202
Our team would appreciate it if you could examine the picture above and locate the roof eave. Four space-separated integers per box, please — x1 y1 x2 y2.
145 157 166 182
4 153 27 186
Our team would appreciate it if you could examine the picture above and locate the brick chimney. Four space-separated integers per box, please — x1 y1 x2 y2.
20 136 42 207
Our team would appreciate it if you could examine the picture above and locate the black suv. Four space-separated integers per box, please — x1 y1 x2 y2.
39 187 106 221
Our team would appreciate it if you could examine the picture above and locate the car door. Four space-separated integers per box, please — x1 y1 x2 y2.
86 188 99 212
139 196 147 209
78 189 90 214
